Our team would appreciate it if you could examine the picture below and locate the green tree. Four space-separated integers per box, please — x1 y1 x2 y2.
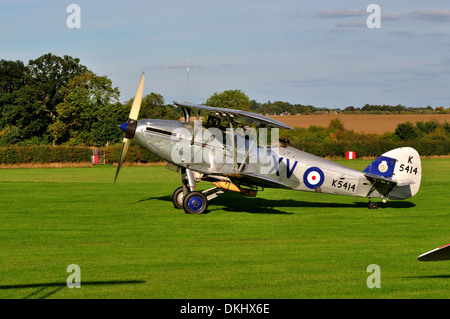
206 89 251 111
344 106 356 112
0 60 30 143
49 71 120 145
0 59 28 110
249 99 260 111
92 101 132 146
27 53 89 111
0 125 21 146
0 54 90 145
395 122 420 141
273 101 292 114
327 118 345 133
416 120 438 135
3 84 50 142
0 59 54 143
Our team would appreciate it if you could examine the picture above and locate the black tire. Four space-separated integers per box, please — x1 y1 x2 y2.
172 186 187 209
183 191 208 214
369 202 378 210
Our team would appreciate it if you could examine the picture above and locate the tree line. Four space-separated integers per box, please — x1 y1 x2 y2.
0 53 179 147
279 118 450 157
250 101 448 116
1 53 449 149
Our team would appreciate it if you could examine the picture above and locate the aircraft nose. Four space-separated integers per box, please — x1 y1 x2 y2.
119 122 128 133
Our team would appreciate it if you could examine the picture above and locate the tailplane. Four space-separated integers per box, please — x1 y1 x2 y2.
363 147 421 200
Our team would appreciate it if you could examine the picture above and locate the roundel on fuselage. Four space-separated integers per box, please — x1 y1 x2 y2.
303 167 325 189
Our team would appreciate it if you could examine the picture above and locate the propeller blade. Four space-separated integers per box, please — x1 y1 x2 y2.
114 73 145 183
129 72 145 120
114 138 131 183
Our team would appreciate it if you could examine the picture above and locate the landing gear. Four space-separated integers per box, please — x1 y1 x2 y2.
172 186 187 209
172 168 227 214
368 197 378 210
172 169 191 209
366 177 394 210
172 168 193 210
175 167 208 214
183 191 208 214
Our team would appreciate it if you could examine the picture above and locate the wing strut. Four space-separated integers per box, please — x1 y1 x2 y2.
238 136 257 172
229 120 238 172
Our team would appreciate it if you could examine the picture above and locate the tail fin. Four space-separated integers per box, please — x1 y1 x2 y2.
363 147 421 200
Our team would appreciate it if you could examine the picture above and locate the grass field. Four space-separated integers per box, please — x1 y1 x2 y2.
0 159 449 299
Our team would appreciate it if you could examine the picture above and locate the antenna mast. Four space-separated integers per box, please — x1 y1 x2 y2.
186 60 190 101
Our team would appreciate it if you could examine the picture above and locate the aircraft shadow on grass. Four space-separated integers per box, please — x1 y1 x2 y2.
404 275 450 279
138 193 415 215
0 280 146 299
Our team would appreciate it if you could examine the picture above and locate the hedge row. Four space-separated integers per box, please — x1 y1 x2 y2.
0 145 163 164
299 139 450 158
102 145 163 164
0 146 92 164
0 140 448 164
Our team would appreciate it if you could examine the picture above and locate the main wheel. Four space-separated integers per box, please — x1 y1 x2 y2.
172 186 187 209
183 191 208 214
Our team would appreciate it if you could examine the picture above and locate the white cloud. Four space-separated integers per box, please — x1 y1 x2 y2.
335 21 366 28
316 8 450 23
315 9 366 18
408 9 450 22
149 63 203 70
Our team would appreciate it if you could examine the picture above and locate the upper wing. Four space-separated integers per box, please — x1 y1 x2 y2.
173 100 294 130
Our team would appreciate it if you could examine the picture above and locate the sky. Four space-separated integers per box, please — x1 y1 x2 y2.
1 0 450 109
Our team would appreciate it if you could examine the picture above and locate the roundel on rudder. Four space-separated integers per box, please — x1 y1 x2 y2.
303 167 325 189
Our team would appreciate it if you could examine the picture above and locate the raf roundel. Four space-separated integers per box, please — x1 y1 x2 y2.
378 160 388 173
303 167 325 189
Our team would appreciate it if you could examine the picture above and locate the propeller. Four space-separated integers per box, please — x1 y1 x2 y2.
114 72 145 183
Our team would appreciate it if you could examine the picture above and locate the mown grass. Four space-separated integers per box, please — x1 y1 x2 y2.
0 159 449 299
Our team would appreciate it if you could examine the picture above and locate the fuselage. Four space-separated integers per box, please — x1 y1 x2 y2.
127 119 382 199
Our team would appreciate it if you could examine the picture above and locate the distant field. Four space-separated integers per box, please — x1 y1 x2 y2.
0 159 449 299
270 114 450 134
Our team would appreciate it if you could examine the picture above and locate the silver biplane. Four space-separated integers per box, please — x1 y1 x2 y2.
115 73 422 214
